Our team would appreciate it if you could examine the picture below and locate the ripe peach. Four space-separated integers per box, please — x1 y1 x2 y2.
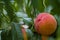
34 12 57 36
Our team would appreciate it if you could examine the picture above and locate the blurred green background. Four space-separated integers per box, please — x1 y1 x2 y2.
0 0 60 40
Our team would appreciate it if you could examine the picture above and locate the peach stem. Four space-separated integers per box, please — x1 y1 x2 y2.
42 35 48 40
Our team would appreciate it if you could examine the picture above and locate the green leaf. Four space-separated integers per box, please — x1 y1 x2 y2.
3 0 18 22
25 29 33 40
47 0 60 15
11 22 24 40
33 32 41 40
0 1 3 28
25 3 33 18
31 0 44 12
23 18 32 25
14 0 23 11
1 29 12 40
54 15 60 39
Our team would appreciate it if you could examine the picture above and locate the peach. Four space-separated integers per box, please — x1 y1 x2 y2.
34 12 57 36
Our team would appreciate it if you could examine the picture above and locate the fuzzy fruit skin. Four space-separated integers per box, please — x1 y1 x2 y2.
34 12 57 36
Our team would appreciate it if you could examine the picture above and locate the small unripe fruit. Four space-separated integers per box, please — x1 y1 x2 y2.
34 12 57 36
22 28 27 40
